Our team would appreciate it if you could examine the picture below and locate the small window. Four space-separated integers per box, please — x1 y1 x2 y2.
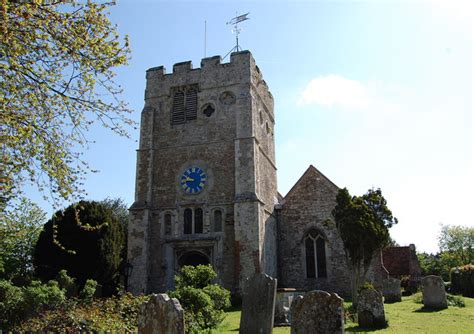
305 231 327 278
203 104 215 117
183 208 204 234
164 214 172 235
194 208 203 234
171 86 198 125
184 209 192 234
214 210 222 232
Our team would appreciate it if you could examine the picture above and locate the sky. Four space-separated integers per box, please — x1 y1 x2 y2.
26 0 473 254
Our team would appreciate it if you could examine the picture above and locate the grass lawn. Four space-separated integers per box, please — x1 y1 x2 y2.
214 295 474 333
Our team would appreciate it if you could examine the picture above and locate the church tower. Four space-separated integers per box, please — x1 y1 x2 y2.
127 51 278 295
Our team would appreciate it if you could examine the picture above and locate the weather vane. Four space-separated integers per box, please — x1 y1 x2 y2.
224 12 250 59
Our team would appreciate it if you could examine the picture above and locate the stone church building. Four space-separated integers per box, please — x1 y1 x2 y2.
127 51 386 297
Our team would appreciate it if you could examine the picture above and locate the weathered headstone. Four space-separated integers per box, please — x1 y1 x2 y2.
138 293 185 334
357 288 386 328
421 275 448 309
274 289 305 326
240 273 277 334
290 290 344 334
382 277 402 303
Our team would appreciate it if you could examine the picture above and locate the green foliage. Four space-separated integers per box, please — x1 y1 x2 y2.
446 294 465 307
332 187 397 304
56 269 78 298
451 264 474 297
80 279 98 304
21 280 66 316
0 280 24 329
203 284 232 310
412 291 465 308
169 265 231 334
412 292 423 304
357 282 375 293
417 252 449 280
438 225 473 265
418 225 473 283
33 200 124 296
0 198 46 282
1 0 133 207
0 279 66 330
176 263 217 289
12 292 148 332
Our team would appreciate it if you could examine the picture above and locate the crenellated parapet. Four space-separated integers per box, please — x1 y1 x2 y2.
144 51 273 115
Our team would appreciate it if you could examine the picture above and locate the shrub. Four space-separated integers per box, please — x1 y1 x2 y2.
34 200 124 296
0 279 66 329
168 265 230 334
446 294 465 308
412 292 423 304
80 279 98 303
57 269 78 297
175 264 217 289
450 264 474 297
0 280 24 329
21 280 66 317
12 293 147 332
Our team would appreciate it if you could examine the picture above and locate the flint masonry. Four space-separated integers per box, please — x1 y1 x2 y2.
127 51 386 296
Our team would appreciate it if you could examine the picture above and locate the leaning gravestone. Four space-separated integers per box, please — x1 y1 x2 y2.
357 288 386 328
290 290 344 334
240 273 277 334
382 277 402 303
138 293 185 334
422 275 448 309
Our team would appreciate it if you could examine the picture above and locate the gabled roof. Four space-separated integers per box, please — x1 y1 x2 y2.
282 165 339 205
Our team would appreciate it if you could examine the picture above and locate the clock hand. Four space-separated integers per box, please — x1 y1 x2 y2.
186 177 194 182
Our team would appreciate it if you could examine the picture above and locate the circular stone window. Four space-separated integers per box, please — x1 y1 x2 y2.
219 91 236 105
202 103 215 117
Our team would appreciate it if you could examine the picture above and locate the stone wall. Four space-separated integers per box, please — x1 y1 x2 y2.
279 165 351 297
128 51 277 295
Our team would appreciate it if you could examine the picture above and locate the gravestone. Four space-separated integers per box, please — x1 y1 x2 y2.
422 275 448 309
138 293 185 334
274 289 305 326
382 277 402 303
290 290 344 334
357 288 386 328
240 273 277 334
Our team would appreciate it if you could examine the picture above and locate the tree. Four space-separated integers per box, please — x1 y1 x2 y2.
332 188 397 304
1 1 132 208
0 198 46 282
438 224 473 266
417 252 448 280
168 265 231 333
33 200 124 295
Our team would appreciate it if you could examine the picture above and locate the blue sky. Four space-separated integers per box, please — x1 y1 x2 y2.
27 0 472 253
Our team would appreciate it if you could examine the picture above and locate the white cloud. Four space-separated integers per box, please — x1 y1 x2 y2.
298 74 373 109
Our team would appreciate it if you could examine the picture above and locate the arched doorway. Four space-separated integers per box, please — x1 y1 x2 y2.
178 251 210 267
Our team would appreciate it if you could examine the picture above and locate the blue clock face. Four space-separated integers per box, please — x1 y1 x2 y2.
181 167 207 194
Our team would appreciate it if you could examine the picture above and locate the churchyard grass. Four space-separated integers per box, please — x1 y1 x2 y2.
214 295 474 333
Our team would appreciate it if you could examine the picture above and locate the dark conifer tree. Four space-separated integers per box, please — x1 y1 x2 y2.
33 201 124 296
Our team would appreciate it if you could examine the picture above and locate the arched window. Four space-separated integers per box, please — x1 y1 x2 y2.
164 213 172 235
305 231 327 278
213 210 222 232
194 208 203 234
183 208 204 234
184 209 192 234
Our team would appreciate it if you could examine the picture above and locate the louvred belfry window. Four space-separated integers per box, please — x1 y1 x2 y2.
171 85 198 125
